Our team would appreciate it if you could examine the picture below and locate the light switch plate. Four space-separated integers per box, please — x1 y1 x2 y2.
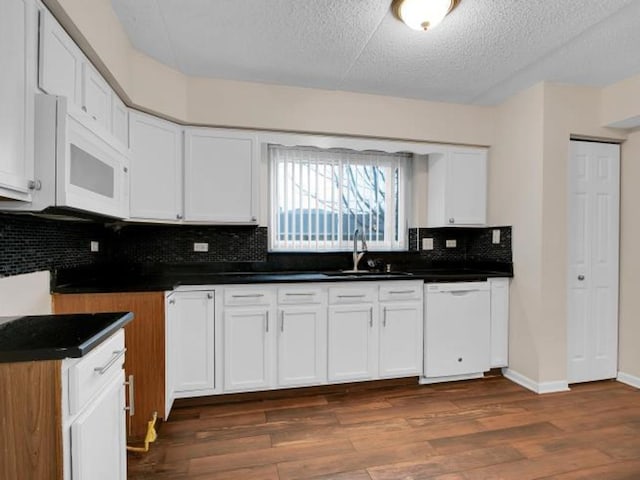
492 229 501 244
193 242 209 252
422 238 434 250
90 241 99 252
445 239 457 248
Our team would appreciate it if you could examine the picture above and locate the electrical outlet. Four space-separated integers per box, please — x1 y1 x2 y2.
193 242 209 252
90 241 99 252
445 239 457 248
422 238 434 250
492 229 501 244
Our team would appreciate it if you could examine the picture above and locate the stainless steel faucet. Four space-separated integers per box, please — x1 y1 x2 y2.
351 228 368 272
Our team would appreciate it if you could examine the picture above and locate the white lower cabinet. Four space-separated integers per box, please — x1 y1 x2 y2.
63 329 127 480
70 371 126 480
278 305 327 387
489 278 510 368
166 290 215 413
328 303 377 382
379 302 423 378
223 305 273 392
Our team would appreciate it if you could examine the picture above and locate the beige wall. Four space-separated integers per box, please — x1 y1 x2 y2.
44 0 495 146
619 129 640 378
602 73 640 128
0 272 52 316
489 83 545 382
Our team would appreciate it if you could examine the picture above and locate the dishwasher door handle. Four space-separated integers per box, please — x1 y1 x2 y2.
447 290 478 296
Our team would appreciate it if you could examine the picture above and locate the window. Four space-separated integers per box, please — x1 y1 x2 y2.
269 145 409 251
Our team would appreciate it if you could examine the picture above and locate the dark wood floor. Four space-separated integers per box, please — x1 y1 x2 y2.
128 376 640 479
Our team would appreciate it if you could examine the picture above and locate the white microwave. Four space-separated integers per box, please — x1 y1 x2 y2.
0 94 129 219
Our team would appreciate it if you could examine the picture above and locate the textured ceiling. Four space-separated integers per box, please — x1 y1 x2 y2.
111 0 640 105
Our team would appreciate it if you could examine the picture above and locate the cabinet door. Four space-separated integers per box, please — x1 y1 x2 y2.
111 95 129 149
39 8 82 104
278 305 327 387
70 371 126 480
328 304 377 382
379 302 423 378
81 63 112 132
445 149 487 225
169 291 215 394
425 290 490 377
489 278 509 368
184 129 257 223
223 306 273 392
129 112 182 221
0 0 36 200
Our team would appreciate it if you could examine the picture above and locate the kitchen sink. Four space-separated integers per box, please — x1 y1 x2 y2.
324 271 414 279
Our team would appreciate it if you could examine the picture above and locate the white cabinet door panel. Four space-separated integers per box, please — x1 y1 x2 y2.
70 371 126 480
170 291 215 394
111 94 129 149
129 112 182 221
489 278 509 368
223 307 272 391
82 63 111 132
379 302 423 378
278 306 326 387
0 0 36 199
328 305 376 382
39 8 82 104
184 129 256 223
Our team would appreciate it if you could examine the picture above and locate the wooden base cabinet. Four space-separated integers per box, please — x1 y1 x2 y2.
53 292 165 439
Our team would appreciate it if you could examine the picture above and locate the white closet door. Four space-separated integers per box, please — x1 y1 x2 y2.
567 140 619 384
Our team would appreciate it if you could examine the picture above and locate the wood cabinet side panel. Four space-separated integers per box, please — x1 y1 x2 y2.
52 292 165 438
0 360 63 480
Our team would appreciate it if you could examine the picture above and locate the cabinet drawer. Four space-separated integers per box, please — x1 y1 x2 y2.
68 329 125 415
329 285 376 304
379 282 423 302
224 287 273 306
278 286 325 304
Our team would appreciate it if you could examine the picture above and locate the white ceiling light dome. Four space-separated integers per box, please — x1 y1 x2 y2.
392 0 461 31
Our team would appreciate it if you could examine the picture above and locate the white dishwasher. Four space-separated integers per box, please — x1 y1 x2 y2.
423 282 491 379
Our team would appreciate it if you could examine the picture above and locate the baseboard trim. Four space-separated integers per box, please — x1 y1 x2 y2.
502 368 570 394
419 372 484 385
617 371 640 389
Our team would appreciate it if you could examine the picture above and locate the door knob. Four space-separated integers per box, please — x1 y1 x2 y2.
577 275 585 281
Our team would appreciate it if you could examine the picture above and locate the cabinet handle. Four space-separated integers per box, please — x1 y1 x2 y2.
338 294 366 298
389 290 414 294
168 299 175 305
369 307 373 328
232 293 265 298
94 348 126 375
281 310 285 332
92 115 97 121
124 374 135 417
266 311 269 333
382 306 387 327
285 292 315 296
123 166 128 173
176 214 183 220
577 275 585 281
251 216 257 222
81 105 87 112
449 218 455 224
207 292 213 299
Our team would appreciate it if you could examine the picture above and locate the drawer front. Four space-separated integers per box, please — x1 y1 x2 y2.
379 282 423 302
224 287 274 306
277 286 325 304
329 284 376 304
68 329 125 415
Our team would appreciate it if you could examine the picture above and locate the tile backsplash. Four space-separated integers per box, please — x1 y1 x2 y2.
0 212 511 278
408 226 512 263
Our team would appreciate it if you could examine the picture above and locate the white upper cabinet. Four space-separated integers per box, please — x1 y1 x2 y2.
111 94 129 150
81 63 112 133
39 7 82 105
0 0 36 201
129 111 183 221
183 128 258 223
427 147 488 227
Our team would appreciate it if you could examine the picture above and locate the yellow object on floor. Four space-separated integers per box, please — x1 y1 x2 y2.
126 412 158 453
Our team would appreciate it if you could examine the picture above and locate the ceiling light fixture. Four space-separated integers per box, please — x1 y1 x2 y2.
391 0 460 31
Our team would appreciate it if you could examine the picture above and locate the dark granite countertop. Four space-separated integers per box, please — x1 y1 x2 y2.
0 312 134 363
51 261 513 294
